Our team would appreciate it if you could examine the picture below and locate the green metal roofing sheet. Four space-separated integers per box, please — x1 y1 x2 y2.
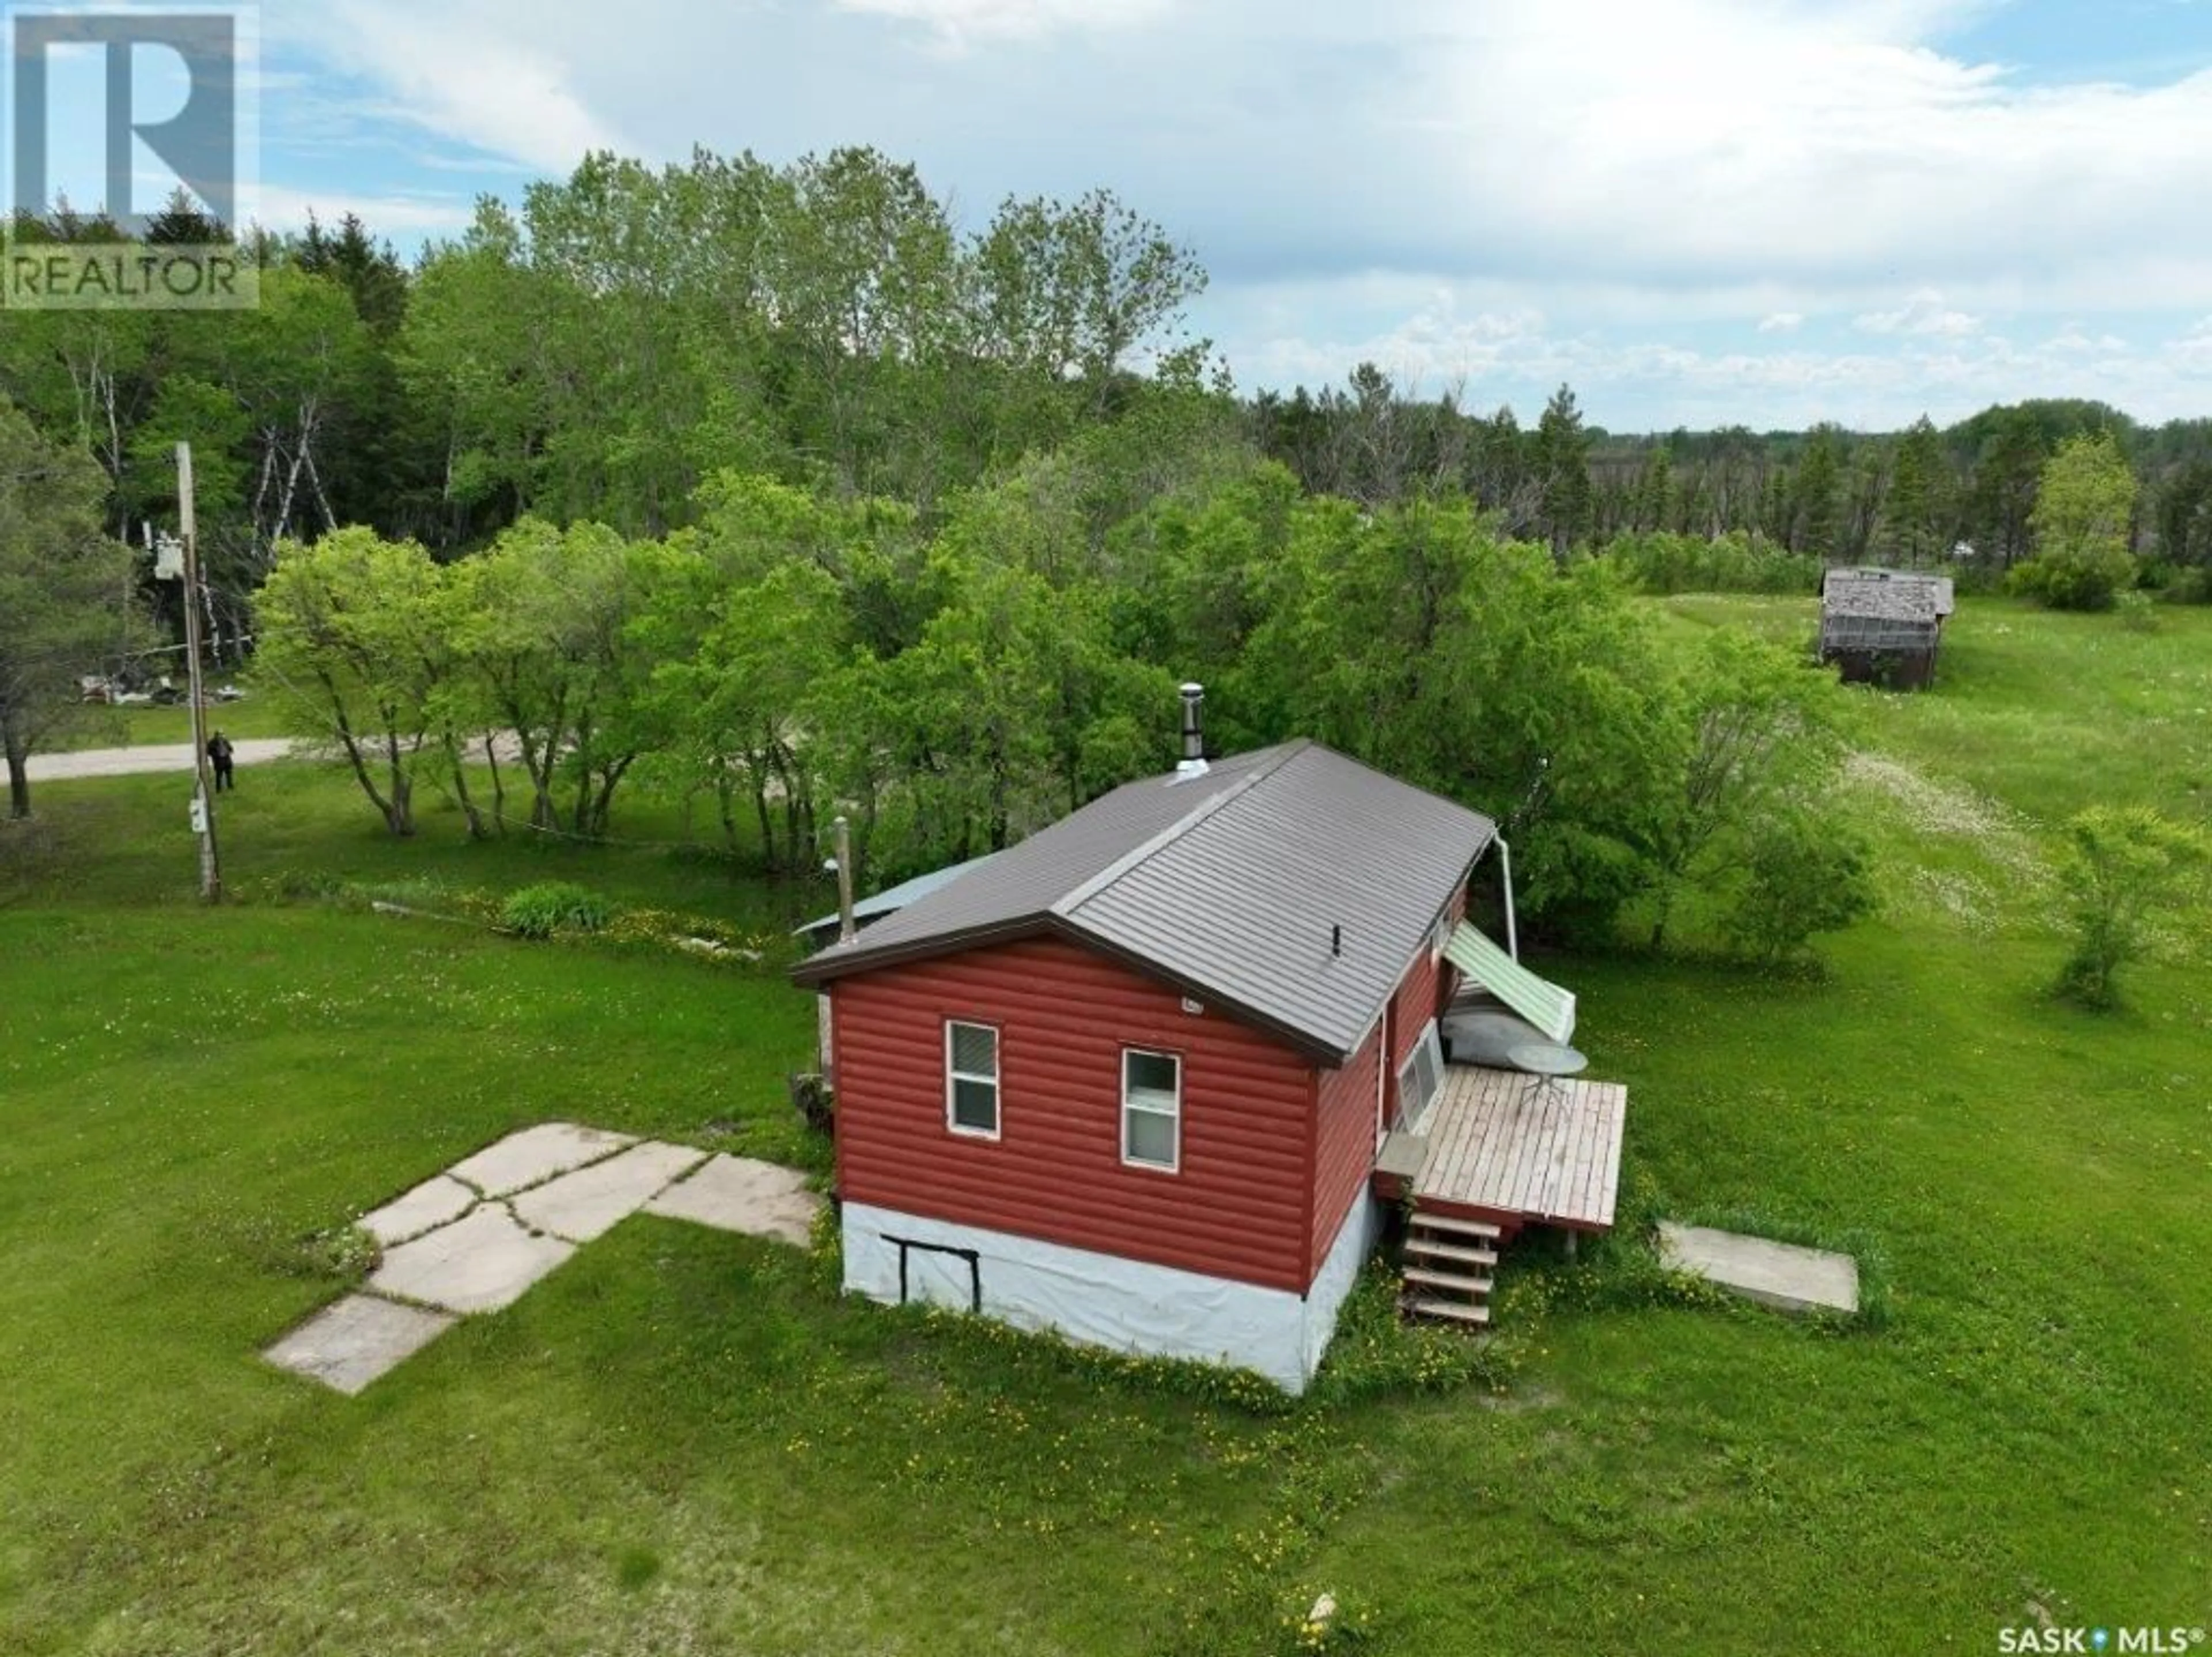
1444 923 1577 1045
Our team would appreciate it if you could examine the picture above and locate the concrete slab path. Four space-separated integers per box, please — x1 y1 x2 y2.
512 1141 711 1244
359 1174 476 1246
646 1154 820 1246
1658 1222 1861 1315
265 1123 826 1394
263 1295 458 1396
369 1204 577 1315
447 1122 635 1198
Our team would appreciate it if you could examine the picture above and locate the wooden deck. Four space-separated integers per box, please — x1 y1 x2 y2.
1406 1064 1627 1232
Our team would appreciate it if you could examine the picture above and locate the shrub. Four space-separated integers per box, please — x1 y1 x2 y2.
1600 530 1821 596
2053 807 2210 1009
2008 547 2135 611
1721 811 1878 963
500 880 615 939
2166 566 2212 605
2113 589 2160 633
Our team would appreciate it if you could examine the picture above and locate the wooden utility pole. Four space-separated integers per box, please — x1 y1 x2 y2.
177 442 222 903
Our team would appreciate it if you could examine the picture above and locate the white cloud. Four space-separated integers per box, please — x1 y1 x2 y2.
830 0 1169 46
276 2 630 173
275 0 2212 422
1853 289 1983 338
254 183 477 242
1209 275 2212 428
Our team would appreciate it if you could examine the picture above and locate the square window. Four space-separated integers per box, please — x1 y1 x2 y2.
950 1021 997 1077
1124 1107 1177 1167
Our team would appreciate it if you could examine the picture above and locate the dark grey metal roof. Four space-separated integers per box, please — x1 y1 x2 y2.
793 740 1497 1063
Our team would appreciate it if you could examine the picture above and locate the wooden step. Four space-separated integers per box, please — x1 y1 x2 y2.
1409 1211 1502 1242
1403 1238 1498 1269
1402 1266 1495 1295
1402 1295 1492 1327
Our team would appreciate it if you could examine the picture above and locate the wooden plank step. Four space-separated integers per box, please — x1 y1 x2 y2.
1402 1266 1495 1295
1409 1212 1502 1242
1403 1295 1493 1326
1403 1238 1498 1268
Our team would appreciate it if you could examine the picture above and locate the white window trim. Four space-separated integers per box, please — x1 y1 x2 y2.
944 1019 1002 1141
1120 1047 1183 1174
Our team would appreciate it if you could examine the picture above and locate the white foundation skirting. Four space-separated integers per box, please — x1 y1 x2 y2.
840 1193 1380 1394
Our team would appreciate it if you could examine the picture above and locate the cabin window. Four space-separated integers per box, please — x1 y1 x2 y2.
1396 1020 1444 1132
1121 1049 1182 1171
945 1020 1001 1138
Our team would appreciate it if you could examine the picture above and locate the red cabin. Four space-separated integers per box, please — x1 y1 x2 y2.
794 732 1505 1391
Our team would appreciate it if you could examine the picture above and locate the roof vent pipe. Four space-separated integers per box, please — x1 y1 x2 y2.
1175 683 1209 779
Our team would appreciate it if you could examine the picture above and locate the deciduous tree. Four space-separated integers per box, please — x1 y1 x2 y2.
0 403 137 818
2013 432 2139 610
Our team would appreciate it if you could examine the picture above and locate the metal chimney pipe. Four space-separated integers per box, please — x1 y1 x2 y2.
833 815 857 944
1176 683 1207 777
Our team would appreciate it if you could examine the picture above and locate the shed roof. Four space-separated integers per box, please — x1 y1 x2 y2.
794 851 1001 943
1821 568 1956 622
792 740 1497 1064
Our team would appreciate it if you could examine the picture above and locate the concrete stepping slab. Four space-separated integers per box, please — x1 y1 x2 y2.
359 1173 477 1246
645 1154 823 1246
369 1204 576 1315
446 1122 635 1198
264 1294 457 1395
1658 1222 1860 1315
510 1141 712 1244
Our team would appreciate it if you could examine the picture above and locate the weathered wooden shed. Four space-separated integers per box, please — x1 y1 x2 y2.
1819 568 1957 689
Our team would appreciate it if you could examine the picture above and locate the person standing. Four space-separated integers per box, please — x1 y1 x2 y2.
207 731 236 792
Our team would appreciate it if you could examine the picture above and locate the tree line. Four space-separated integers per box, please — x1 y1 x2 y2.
6 141 2205 958
1252 377 2212 582
9 149 2210 596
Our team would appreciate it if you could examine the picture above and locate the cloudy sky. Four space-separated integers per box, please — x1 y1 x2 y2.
111 0 2212 428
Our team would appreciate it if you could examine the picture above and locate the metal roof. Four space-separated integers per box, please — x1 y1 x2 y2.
1442 924 1577 1045
793 740 1498 1063
793 852 1002 941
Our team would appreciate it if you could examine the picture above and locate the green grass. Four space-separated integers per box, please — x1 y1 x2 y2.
50 684 291 751
3 600 2209 1654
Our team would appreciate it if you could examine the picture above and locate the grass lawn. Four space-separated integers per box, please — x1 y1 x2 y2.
2 596 2207 1654
50 686 291 752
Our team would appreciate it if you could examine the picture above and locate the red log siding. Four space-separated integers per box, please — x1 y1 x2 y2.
831 936 1319 1292
1309 1018 1383 1265
1385 947 1438 1128
1435 884 1467 1018
1382 885 1467 1126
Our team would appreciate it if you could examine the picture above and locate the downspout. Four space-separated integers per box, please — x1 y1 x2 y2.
1497 836 1520 961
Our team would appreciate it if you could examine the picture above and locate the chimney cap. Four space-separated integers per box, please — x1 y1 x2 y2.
1175 680 1209 780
